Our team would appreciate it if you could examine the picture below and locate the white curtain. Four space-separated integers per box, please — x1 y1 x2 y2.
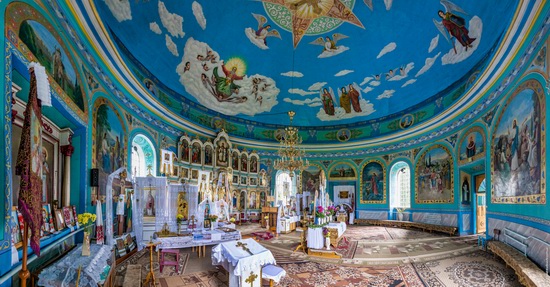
155 184 180 233
134 176 167 248
105 167 128 246
186 184 199 224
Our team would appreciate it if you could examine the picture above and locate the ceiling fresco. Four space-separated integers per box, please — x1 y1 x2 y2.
86 0 517 130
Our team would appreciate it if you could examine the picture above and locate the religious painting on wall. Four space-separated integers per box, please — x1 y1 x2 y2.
460 171 471 205
180 138 190 162
204 145 214 166
415 144 454 203
93 100 126 198
231 151 239 170
191 142 202 164
328 162 356 180
458 126 485 164
249 191 257 209
300 164 322 194
241 154 248 172
491 79 545 204
12 11 85 112
360 160 386 204
215 138 229 168
250 155 258 173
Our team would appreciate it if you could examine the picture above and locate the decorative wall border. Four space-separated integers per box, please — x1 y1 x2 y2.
487 211 550 227
1 43 13 252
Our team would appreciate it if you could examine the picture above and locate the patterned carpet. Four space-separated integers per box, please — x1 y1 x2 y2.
114 248 189 286
413 250 521 287
277 261 425 287
158 269 228 287
354 237 477 262
130 225 523 286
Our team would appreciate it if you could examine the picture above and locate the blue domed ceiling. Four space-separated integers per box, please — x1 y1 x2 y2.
87 0 517 130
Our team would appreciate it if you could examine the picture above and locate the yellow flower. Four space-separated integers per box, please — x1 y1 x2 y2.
176 214 184 220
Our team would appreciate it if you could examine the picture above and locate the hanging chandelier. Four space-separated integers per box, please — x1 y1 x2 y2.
273 111 309 178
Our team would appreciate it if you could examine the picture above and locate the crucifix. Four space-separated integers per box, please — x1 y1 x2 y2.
236 241 253 255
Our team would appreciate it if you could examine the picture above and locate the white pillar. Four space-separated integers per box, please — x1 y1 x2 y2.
60 129 74 207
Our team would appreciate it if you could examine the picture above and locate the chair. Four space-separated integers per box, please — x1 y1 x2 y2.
159 249 180 274
261 264 286 287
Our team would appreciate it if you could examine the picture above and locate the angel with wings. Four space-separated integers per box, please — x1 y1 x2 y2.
310 33 349 58
433 0 476 53
245 13 281 49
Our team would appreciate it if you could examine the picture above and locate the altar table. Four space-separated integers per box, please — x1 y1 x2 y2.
154 229 241 249
212 238 276 287
307 222 347 249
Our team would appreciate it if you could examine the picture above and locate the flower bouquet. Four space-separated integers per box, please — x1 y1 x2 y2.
77 212 96 228
209 215 219 222
229 217 236 223
77 213 96 256
315 206 325 218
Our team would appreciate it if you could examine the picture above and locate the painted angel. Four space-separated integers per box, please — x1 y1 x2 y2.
433 0 476 53
245 13 281 50
310 33 349 58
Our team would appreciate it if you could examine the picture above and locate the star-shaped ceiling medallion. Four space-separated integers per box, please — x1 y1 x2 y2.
262 0 364 48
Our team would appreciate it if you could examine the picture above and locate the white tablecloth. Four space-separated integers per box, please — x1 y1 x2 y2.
307 222 347 249
211 238 276 277
327 221 347 236
155 229 241 250
307 227 324 249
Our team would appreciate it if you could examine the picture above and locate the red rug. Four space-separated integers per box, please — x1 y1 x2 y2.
251 231 274 240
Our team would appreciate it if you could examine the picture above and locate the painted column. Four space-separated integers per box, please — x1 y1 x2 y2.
60 130 74 207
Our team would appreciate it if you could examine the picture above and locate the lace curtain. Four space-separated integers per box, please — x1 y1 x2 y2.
186 184 199 223
134 176 167 248
155 184 181 232
105 167 128 246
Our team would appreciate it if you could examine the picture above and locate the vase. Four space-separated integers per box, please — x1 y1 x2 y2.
82 231 91 256
397 213 404 221
177 223 181 234
325 237 330 250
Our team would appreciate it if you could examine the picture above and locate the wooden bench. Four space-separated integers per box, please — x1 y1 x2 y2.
355 219 457 236
487 241 549 287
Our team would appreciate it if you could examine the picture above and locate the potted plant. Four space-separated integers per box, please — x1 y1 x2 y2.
209 215 219 229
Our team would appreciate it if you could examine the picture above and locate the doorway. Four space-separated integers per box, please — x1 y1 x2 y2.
475 175 486 234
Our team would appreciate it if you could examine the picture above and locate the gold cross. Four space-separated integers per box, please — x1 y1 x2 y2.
245 271 258 287
236 241 253 255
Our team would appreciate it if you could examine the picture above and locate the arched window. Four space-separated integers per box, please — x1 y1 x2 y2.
390 161 411 218
275 172 293 206
131 134 156 177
